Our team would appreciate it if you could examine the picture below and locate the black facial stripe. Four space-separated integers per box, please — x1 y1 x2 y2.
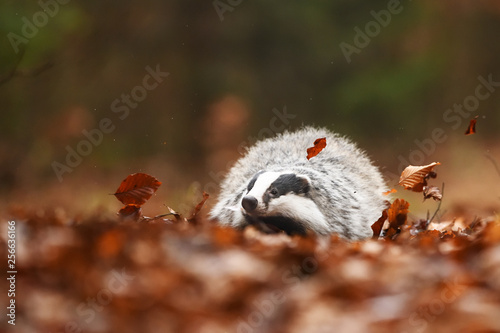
246 171 265 192
266 174 310 199
243 214 307 236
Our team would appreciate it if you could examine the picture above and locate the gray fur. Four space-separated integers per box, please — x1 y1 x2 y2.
209 126 388 240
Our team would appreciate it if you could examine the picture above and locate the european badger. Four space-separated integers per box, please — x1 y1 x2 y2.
209 127 387 240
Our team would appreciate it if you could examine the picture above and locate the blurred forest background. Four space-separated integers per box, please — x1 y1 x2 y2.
0 0 499 218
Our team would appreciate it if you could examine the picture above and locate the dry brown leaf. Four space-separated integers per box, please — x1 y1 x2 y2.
188 192 210 221
399 162 440 192
371 210 388 239
306 137 327 160
423 185 442 201
118 204 142 221
386 198 410 234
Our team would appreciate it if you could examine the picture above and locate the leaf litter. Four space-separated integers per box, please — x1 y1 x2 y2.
5 166 500 333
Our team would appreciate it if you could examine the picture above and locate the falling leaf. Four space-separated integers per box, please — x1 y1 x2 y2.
114 173 162 206
307 137 327 160
423 185 442 201
383 188 397 196
465 116 478 135
399 162 440 192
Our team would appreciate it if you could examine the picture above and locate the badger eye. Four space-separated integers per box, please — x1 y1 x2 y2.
269 188 278 196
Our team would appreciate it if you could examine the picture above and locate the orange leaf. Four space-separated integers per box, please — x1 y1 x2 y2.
307 137 327 160
398 162 440 192
387 198 410 231
383 188 397 196
465 116 478 135
114 173 161 206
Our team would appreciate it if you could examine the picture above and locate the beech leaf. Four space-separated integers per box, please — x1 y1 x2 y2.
384 198 410 238
307 137 327 160
399 162 440 192
188 192 210 221
423 185 442 201
114 173 162 206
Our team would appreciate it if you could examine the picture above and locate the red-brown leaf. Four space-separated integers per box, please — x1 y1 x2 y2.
465 116 478 135
307 137 327 160
114 173 161 206
118 204 142 221
188 192 210 221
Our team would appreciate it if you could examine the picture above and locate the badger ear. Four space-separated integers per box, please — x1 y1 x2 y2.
296 174 311 194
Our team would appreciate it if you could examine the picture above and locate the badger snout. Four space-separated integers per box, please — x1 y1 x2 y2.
242 195 258 212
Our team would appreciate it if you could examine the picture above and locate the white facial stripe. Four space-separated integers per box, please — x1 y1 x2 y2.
247 172 281 199
267 193 330 234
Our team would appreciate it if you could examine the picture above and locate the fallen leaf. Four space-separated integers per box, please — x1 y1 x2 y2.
114 173 162 206
423 185 442 201
188 192 210 221
371 210 388 239
118 204 142 221
399 162 440 192
307 137 327 160
385 199 410 238
465 116 478 135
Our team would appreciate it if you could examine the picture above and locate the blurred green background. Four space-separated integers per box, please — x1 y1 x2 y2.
1 0 499 217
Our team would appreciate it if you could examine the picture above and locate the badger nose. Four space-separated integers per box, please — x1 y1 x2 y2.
242 195 258 212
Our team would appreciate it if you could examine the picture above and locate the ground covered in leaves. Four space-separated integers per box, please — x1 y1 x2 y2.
2 207 500 333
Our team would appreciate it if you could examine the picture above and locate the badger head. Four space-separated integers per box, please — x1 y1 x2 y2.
240 171 330 235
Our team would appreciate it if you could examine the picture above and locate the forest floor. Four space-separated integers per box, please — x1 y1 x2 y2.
2 194 500 333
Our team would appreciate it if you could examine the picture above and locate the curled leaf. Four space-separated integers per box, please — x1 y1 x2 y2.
118 205 142 222
371 210 388 239
387 199 410 230
399 162 440 192
188 192 210 221
307 137 327 160
465 116 478 135
423 185 442 201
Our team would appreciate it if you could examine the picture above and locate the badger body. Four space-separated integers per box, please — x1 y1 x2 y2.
209 127 388 240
